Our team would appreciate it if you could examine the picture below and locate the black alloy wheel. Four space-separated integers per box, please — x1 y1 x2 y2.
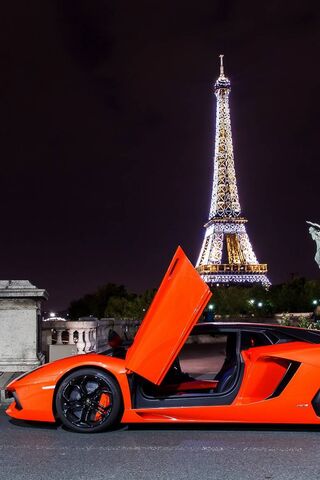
55 368 123 433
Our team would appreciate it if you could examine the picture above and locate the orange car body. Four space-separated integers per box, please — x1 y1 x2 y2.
6 246 320 426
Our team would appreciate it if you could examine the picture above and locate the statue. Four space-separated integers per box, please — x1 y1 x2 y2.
307 221 320 269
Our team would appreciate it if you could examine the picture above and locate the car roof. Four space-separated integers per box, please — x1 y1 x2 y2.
192 322 320 343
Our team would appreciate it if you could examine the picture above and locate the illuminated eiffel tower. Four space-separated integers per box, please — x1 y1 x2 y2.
196 55 270 287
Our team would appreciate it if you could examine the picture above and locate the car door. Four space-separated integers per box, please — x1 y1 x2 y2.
125 246 212 384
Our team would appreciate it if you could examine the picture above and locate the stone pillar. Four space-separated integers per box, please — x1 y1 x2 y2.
0 280 48 372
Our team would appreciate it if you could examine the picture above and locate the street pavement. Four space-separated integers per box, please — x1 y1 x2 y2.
1 408 320 480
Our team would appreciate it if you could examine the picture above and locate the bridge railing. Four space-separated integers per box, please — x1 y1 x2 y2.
41 317 140 361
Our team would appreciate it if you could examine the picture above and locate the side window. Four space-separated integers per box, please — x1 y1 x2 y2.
264 330 297 344
179 333 237 379
240 331 270 351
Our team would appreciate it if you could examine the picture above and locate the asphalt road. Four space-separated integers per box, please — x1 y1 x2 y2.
1 408 320 480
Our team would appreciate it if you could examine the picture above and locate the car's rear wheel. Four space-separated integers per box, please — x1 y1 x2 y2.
55 368 123 433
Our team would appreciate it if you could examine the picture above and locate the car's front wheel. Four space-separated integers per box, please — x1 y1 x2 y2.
55 368 123 433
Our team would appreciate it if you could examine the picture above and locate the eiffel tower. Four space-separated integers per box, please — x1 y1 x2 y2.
196 55 270 287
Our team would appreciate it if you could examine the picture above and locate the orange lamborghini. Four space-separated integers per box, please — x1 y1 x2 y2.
5 247 320 432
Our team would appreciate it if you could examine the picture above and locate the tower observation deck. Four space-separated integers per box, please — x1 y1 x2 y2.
196 56 270 287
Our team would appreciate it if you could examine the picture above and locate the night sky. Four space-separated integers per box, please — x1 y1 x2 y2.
1 1 320 310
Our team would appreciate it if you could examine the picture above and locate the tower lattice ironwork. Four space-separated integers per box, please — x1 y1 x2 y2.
196 55 270 286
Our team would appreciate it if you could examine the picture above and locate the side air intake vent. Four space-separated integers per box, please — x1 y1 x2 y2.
268 361 300 399
312 389 320 417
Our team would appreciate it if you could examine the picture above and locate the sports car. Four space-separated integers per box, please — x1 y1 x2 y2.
5 246 320 432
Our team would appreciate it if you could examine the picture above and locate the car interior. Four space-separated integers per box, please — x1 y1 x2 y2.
139 332 241 398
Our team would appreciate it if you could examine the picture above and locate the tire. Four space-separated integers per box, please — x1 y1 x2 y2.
55 368 123 433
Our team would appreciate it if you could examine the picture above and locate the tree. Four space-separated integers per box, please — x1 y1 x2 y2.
105 289 156 321
208 279 320 317
68 283 128 319
68 284 156 321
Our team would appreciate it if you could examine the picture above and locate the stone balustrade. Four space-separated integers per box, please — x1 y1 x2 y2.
41 317 140 361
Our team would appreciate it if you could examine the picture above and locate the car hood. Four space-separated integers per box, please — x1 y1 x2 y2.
125 246 212 384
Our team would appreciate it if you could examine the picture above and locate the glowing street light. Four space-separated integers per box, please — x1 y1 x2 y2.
312 300 318 306
248 299 255 305
257 302 263 308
